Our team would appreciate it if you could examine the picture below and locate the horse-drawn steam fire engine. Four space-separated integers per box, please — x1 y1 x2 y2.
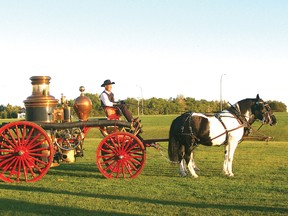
0 76 162 183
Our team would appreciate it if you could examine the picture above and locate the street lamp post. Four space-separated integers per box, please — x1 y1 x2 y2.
220 74 226 111
137 85 144 115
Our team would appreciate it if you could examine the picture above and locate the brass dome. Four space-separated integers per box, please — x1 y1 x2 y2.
73 86 92 121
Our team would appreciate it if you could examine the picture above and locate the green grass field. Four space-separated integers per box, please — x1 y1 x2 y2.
0 113 287 215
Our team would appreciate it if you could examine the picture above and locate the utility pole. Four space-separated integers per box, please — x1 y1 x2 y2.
137 98 140 117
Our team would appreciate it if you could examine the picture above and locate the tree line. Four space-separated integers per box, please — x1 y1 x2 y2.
0 94 286 119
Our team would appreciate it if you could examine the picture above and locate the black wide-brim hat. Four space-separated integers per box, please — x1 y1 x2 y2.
101 79 115 87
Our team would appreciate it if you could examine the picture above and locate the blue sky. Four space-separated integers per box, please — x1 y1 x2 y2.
0 0 287 109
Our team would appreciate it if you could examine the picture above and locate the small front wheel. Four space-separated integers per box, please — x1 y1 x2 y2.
96 132 146 178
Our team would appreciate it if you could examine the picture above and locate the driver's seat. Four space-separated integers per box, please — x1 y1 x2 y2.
103 106 122 120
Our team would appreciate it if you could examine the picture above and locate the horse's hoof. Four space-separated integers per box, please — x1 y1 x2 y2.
192 174 199 178
223 170 229 175
180 172 187 177
225 173 234 177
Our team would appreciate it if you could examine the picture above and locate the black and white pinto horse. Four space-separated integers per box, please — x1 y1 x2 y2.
168 94 277 178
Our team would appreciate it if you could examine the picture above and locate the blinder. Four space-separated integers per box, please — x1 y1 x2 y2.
253 100 276 125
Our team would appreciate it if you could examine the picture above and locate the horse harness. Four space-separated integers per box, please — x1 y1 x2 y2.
180 110 251 146
213 111 250 144
180 112 200 145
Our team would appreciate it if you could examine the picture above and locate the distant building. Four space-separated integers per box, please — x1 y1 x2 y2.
18 108 26 119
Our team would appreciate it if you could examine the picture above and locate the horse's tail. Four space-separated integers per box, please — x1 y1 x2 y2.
168 118 181 163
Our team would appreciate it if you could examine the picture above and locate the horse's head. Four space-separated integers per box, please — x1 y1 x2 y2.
251 94 277 126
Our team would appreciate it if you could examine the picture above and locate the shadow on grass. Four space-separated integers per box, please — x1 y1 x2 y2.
0 198 138 216
0 184 287 215
46 162 104 179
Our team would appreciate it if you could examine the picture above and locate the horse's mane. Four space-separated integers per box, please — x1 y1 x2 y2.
229 97 261 114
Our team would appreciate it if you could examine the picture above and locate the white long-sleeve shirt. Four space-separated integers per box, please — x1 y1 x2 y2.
100 90 114 106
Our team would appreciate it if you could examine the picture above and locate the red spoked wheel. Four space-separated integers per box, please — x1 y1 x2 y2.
0 121 53 183
96 132 146 178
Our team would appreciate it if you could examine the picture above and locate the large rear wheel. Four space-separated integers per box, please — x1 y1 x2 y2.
0 121 53 182
96 132 146 178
